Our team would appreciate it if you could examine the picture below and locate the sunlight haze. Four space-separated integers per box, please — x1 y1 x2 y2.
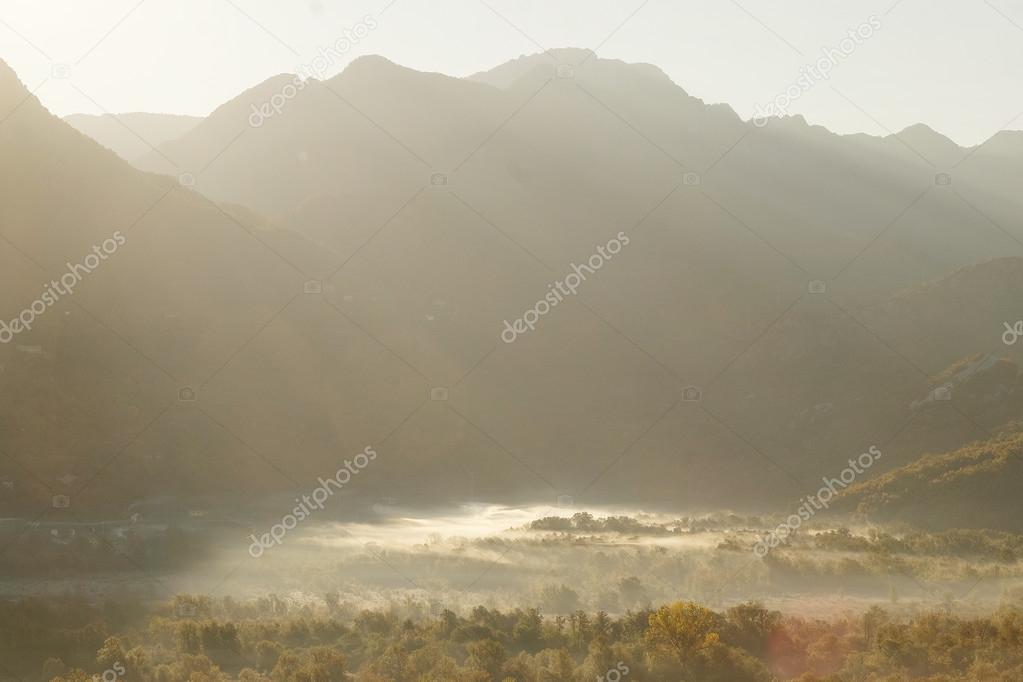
2 0 1023 144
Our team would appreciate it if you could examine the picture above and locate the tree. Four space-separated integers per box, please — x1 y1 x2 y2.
306 647 347 682
95 637 127 671
238 669 270 682
513 608 544 650
617 577 647 608
539 584 580 615
256 641 283 672
467 639 506 679
645 602 721 663
200 621 241 663
269 652 302 682
357 645 407 681
177 622 202 655
724 602 781 658
532 648 577 682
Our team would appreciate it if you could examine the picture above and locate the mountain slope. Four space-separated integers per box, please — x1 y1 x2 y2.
0 60 354 516
833 426 1023 532
64 112 201 162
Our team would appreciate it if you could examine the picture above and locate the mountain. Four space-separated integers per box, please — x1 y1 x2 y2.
0 59 350 516
859 257 1023 372
5 51 1023 517
64 112 201 162
833 424 1023 532
889 123 966 168
823 352 1023 531
131 49 1023 301
980 130 1023 158
128 52 1023 502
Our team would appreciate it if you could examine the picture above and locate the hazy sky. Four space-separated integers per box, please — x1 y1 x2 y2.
1 0 1022 146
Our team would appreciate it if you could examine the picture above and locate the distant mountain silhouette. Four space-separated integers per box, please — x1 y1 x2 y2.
127 50 1023 299
64 112 200 162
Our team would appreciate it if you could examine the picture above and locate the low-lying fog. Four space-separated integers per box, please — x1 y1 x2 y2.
5 504 1021 621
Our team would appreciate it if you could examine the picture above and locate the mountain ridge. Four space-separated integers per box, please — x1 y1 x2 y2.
47 49 1023 154
4 53 1023 516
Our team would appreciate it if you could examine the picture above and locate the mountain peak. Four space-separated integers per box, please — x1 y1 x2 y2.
893 122 961 149
542 47 597 63
468 47 680 94
890 122 964 164
329 53 459 88
898 122 944 137
344 53 400 71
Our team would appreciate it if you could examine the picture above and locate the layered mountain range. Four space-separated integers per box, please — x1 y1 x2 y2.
65 112 201 162
4 48 1023 521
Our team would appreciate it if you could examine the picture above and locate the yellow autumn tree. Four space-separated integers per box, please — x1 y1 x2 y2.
645 601 722 663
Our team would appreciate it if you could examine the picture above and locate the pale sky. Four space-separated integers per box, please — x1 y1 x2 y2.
1 0 1022 146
